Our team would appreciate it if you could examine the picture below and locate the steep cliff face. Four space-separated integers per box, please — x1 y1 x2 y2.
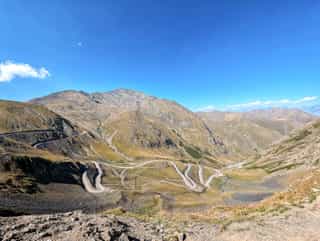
0 154 85 193
0 154 120 215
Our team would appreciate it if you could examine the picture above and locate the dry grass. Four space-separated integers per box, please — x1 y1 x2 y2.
162 167 320 229
0 100 59 133
91 141 123 161
0 172 38 193
225 169 267 181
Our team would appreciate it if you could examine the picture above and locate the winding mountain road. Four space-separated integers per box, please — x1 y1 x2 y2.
84 159 247 194
82 161 112 193
169 161 199 191
225 161 247 170
101 159 166 169
101 159 225 193
32 131 88 148
105 131 133 161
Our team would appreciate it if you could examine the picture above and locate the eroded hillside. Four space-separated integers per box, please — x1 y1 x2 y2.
198 108 317 158
31 89 228 161
1 94 320 241
247 119 320 173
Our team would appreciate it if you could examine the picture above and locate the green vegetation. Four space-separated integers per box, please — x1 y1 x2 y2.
184 146 202 159
267 163 304 174
309 192 317 203
246 160 283 170
273 141 303 155
248 160 304 174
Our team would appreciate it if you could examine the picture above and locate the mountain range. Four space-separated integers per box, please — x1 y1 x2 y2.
31 89 318 161
198 108 316 158
1 88 320 240
31 89 228 162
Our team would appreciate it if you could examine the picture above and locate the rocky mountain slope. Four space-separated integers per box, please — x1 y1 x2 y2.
0 97 229 216
1 92 320 240
0 100 124 214
198 108 317 159
247 119 320 173
0 100 97 159
31 89 228 161
0 211 172 241
32 89 317 161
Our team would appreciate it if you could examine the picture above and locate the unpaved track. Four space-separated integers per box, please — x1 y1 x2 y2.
198 165 205 186
105 130 133 161
204 169 224 187
184 164 197 188
224 161 247 170
93 161 107 192
101 160 223 193
101 159 166 169
170 161 199 191
0 129 54 136
111 169 127 187
82 162 112 193
32 131 87 148
198 164 223 188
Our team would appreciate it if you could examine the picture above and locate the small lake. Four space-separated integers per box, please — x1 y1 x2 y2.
220 175 285 206
225 192 273 205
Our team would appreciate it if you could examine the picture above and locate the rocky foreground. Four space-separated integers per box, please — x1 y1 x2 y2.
1 196 320 241
0 211 190 241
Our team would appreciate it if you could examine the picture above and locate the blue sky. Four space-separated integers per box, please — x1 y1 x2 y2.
0 0 319 111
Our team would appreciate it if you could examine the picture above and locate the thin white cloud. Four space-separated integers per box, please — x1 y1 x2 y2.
196 96 319 112
196 105 217 112
295 96 318 103
77 42 83 47
0 60 50 82
226 96 318 110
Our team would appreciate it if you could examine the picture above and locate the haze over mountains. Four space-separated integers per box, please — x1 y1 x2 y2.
304 104 320 116
1 88 320 241
31 89 228 162
198 108 316 158
2 0 320 239
31 89 317 161
249 119 320 173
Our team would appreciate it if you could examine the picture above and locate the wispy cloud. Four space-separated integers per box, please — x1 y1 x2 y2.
0 60 50 82
77 42 83 47
196 96 319 112
196 105 217 112
294 96 318 103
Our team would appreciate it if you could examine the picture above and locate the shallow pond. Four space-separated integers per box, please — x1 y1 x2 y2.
221 175 285 205
225 192 273 205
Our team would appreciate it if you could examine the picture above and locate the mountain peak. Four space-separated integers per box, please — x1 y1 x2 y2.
109 88 146 95
29 88 226 160
30 90 90 103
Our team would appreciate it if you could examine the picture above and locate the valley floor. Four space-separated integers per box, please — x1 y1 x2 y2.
1 196 319 241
